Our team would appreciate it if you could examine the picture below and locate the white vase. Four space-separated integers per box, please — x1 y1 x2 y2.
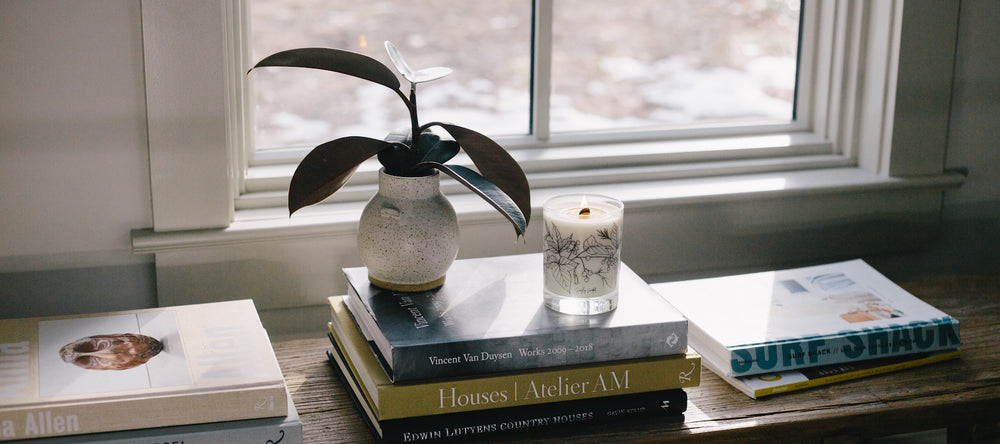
357 168 460 291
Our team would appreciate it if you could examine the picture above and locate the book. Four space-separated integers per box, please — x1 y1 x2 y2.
0 300 288 441
22 388 302 443
327 344 686 444
652 259 961 377
711 349 961 399
342 253 689 382
329 296 700 420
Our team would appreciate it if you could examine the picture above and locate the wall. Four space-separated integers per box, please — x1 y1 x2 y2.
1 0 998 321
0 1 155 318
868 0 1000 280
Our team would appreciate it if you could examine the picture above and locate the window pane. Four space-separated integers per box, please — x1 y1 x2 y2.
550 0 800 133
250 0 531 152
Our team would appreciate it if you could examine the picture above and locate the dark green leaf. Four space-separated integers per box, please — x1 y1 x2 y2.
289 136 394 215
250 47 401 92
376 127 415 175
419 139 460 165
377 144 417 176
424 122 532 227
421 163 528 236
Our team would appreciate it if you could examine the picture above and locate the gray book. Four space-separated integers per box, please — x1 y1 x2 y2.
343 253 688 382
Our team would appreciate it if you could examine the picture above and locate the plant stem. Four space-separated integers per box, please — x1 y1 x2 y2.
408 82 420 149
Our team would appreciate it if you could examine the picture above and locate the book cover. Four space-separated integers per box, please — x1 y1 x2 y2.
22 387 302 444
0 300 288 441
328 344 686 444
711 349 961 399
652 259 961 377
343 253 689 382
329 296 699 420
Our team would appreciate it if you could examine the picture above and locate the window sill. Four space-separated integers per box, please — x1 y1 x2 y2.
132 165 964 254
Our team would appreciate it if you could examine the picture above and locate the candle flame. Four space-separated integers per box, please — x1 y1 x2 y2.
578 196 591 217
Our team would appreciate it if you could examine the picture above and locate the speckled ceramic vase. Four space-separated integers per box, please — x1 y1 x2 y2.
357 168 460 291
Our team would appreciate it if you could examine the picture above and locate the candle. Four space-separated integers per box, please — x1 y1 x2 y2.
542 194 624 315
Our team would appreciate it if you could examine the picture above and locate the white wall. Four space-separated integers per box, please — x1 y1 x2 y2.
867 0 1000 279
1 0 998 321
0 1 155 317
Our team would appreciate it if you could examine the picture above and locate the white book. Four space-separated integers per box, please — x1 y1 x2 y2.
22 388 302 444
653 259 960 377
0 300 288 441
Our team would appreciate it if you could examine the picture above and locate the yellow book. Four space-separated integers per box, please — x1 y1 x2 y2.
328 296 700 420
0 300 287 441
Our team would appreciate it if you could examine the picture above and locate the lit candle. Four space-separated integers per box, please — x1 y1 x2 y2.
542 194 624 315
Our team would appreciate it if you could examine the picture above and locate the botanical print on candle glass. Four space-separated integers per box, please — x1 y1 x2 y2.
543 221 621 296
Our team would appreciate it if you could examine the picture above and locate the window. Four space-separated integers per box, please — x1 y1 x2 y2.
136 1 962 329
249 1 800 153
238 0 812 213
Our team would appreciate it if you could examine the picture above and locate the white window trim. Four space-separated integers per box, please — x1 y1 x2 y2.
137 0 961 239
135 0 964 332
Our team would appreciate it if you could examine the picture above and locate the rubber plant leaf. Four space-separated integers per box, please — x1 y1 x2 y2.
250 47 401 92
420 163 528 236
376 127 415 176
424 122 531 225
288 136 397 215
419 139 460 165
384 41 452 84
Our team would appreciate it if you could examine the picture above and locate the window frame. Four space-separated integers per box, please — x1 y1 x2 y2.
139 0 959 232
240 0 816 209
136 0 964 330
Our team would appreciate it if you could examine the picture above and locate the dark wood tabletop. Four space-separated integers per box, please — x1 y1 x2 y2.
272 274 1000 443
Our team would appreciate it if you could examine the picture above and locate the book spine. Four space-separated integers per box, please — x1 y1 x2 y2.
327 351 686 444
327 335 699 420
24 416 301 444
728 318 961 376
391 321 688 382
0 385 288 441
380 389 686 443
749 350 961 398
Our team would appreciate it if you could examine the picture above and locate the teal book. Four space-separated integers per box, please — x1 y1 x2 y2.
653 259 961 377
343 253 688 382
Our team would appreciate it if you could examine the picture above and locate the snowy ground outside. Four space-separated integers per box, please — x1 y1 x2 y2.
249 0 800 150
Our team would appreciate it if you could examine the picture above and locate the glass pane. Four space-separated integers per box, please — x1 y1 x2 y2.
551 0 801 133
250 0 531 152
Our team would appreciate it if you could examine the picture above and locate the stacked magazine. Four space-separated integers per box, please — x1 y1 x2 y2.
653 259 961 399
327 253 700 443
0 299 302 443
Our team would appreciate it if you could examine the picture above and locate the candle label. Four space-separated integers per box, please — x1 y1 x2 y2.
542 221 621 297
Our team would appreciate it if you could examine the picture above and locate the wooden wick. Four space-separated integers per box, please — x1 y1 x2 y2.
579 207 591 216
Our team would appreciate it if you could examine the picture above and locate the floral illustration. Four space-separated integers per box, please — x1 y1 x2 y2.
543 222 621 295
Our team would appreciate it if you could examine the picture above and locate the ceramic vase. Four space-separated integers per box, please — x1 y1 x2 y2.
357 168 460 291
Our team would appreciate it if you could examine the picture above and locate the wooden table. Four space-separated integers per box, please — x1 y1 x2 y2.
272 275 1000 443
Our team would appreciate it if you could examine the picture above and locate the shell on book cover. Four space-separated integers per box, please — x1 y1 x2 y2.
59 333 164 371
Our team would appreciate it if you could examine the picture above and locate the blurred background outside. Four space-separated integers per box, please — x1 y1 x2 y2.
250 0 801 152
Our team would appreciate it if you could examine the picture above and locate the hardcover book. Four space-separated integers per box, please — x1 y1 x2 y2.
329 296 700 420
0 300 288 441
712 349 961 399
328 343 686 444
652 259 961 377
24 388 302 444
342 253 689 382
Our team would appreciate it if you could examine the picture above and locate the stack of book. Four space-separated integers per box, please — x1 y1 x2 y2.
0 299 302 443
653 259 962 399
327 253 701 443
